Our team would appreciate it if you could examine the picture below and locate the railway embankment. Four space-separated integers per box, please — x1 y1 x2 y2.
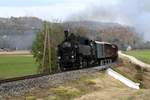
115 51 150 89
0 63 150 100
0 66 108 99
118 51 150 71
1 66 140 100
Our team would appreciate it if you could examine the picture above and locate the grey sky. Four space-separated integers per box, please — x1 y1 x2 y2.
0 0 149 41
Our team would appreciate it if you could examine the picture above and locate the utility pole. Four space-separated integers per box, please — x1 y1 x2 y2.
42 22 52 73
48 23 52 73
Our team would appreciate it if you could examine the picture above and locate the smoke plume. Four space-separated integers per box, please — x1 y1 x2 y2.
68 0 150 41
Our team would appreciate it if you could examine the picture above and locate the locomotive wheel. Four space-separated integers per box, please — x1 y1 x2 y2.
79 57 83 68
59 63 66 71
83 60 87 68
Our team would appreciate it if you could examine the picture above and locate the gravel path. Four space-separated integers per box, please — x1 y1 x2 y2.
118 51 150 71
0 51 31 55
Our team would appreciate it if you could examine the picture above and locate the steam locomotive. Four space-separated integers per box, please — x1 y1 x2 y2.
57 30 118 71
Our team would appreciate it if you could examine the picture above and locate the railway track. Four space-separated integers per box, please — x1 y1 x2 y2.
0 64 113 97
0 64 113 84
0 62 141 99
0 73 49 84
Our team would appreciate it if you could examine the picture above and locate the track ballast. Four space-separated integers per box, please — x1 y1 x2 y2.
0 64 113 97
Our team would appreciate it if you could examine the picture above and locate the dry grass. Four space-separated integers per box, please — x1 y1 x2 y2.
75 88 150 100
49 86 81 100
25 96 36 100
48 72 128 100
8 71 150 100
114 58 150 89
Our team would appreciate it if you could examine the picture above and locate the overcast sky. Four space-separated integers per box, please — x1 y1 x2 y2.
0 0 121 21
0 0 149 41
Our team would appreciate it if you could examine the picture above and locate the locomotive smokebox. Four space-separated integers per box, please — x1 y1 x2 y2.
64 29 69 39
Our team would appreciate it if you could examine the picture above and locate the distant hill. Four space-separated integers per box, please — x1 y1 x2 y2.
0 17 43 35
0 17 142 50
65 21 144 50
0 17 43 50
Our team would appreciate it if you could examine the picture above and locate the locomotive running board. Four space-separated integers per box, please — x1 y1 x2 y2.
91 63 116 71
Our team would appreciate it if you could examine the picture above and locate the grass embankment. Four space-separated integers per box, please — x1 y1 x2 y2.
124 50 150 64
111 66 141 83
0 55 37 79
113 57 150 88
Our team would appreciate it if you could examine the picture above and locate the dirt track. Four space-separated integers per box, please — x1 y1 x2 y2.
118 51 150 71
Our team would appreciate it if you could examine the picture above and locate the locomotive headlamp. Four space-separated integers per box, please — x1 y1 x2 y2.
71 56 74 58
58 56 61 59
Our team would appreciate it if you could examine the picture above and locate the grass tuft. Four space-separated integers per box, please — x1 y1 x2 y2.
50 86 68 94
26 96 36 100
85 79 97 85
49 86 81 100
47 95 59 100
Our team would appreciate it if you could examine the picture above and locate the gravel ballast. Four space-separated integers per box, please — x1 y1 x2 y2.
0 66 107 98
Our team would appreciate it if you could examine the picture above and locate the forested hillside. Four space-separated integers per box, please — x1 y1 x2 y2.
63 21 143 49
0 17 43 50
0 17 145 50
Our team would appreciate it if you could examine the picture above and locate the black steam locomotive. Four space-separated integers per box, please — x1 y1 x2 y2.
57 30 118 71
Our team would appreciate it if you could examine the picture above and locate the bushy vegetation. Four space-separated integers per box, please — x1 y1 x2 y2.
32 22 64 74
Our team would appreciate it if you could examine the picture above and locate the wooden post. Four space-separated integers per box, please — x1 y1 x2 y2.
42 23 47 72
42 22 52 73
48 23 52 73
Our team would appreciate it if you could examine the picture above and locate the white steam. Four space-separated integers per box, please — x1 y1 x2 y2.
68 0 150 41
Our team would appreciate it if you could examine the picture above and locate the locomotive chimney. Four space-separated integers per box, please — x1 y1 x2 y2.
64 29 69 39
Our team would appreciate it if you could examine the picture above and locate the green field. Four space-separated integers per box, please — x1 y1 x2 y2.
125 50 150 64
0 55 38 79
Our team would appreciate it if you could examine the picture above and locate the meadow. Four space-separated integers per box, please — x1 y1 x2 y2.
124 50 150 64
0 55 38 79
